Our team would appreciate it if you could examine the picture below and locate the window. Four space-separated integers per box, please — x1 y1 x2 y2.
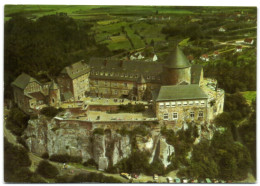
124 83 127 87
147 76 150 79
177 101 182 106
201 100 205 106
104 81 108 86
189 101 193 105
171 102 176 107
163 113 169 120
95 80 98 85
159 103 164 109
173 112 178 120
195 101 199 105
199 111 203 118
114 82 118 87
166 102 170 107
190 112 194 118
183 101 187 106
114 90 118 95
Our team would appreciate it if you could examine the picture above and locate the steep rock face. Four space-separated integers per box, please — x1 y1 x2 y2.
23 117 132 168
157 137 175 167
23 117 181 170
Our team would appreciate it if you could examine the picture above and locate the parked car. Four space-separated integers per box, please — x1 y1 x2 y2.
219 180 226 183
205 178 212 183
174 178 181 183
190 179 198 183
212 179 219 183
182 178 188 183
167 177 173 183
120 173 131 180
131 173 139 179
153 174 158 182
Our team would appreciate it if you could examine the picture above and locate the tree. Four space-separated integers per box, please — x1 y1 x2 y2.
36 160 59 179
214 112 232 128
6 107 30 136
142 87 153 101
40 106 63 118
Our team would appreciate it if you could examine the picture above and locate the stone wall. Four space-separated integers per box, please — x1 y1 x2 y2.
156 99 208 128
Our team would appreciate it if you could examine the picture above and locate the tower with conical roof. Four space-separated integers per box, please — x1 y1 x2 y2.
163 46 191 85
137 75 147 100
49 80 61 107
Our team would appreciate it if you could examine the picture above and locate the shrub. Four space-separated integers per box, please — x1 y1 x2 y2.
41 152 49 159
70 172 122 183
17 136 29 150
6 107 30 136
83 158 98 168
36 160 59 179
116 126 129 136
93 128 104 135
49 154 82 163
40 107 64 118
131 125 150 136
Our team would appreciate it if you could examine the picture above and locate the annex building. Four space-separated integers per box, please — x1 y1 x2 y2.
12 46 224 126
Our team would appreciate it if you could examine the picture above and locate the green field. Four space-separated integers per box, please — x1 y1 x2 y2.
241 91 256 104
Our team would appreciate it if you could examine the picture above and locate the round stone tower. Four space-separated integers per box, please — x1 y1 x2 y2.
49 80 61 107
163 46 191 85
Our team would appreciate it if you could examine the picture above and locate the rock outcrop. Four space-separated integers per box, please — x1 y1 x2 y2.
23 116 177 170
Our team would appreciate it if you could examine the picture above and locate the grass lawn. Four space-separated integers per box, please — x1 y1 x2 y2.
241 91 256 104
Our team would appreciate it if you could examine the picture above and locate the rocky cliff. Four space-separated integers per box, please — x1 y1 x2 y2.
23 116 177 170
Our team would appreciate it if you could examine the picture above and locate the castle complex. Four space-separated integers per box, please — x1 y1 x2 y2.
12 46 224 127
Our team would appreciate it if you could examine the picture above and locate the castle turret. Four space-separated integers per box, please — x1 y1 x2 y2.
137 75 147 100
163 46 191 85
49 80 61 107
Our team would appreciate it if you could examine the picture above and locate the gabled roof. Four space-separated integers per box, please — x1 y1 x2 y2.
89 58 162 83
137 75 146 84
157 84 208 101
11 73 41 90
60 61 90 79
29 92 46 101
244 38 254 43
164 46 191 69
191 64 203 84
201 54 209 58
62 91 73 101
50 80 59 90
